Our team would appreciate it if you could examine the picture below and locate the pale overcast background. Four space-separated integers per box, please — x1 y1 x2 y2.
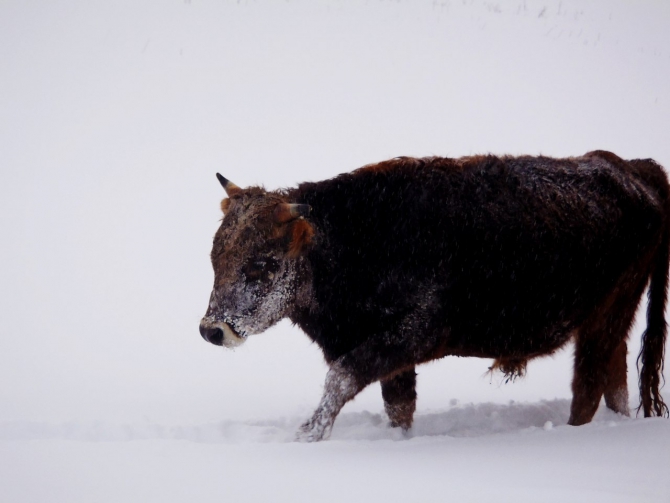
1 1 669 501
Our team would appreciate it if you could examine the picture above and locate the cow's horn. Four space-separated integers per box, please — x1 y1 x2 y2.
274 203 311 223
216 173 242 196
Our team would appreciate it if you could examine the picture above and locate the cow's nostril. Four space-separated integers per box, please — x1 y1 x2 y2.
199 324 224 346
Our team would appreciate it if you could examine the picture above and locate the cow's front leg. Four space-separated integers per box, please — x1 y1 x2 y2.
381 367 417 430
296 361 361 442
296 328 439 442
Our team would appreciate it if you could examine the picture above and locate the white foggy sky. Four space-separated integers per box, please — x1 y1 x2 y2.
1 0 669 425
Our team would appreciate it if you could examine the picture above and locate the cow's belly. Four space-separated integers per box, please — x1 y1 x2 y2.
441 320 577 360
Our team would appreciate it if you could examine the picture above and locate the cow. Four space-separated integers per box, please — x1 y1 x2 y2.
199 151 669 442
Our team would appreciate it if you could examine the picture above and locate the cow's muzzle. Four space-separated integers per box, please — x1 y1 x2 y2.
199 319 246 348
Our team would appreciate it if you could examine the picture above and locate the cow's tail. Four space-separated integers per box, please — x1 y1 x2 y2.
634 158 670 418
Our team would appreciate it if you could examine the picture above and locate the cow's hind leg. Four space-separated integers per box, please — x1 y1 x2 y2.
569 269 647 425
570 333 619 425
381 367 417 430
603 340 629 416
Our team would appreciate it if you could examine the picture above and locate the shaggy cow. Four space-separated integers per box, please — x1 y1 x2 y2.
199 151 669 442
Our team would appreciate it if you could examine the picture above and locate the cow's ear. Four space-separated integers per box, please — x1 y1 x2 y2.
221 198 231 214
287 218 314 258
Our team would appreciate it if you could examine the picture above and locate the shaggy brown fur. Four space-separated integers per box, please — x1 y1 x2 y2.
489 357 528 383
287 219 314 258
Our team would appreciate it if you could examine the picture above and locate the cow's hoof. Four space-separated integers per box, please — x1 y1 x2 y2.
385 401 415 431
295 419 329 442
388 419 413 431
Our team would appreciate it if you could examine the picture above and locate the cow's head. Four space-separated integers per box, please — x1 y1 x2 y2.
199 174 314 348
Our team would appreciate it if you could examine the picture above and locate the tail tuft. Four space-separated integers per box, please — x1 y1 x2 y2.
634 159 670 418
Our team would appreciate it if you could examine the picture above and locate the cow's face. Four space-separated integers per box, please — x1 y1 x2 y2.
199 176 313 348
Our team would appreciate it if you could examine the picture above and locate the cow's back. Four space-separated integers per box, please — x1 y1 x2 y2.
294 153 666 360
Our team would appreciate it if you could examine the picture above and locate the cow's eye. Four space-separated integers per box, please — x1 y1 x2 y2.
243 258 281 283
243 260 266 281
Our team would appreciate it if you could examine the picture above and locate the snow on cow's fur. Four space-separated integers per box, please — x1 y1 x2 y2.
200 151 670 441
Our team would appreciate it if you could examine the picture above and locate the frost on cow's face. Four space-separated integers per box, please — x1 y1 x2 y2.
199 179 312 348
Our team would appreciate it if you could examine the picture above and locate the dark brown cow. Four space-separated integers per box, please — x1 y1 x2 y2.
200 151 669 441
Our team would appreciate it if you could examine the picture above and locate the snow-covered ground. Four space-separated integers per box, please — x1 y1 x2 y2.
2 404 669 502
1 0 669 501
